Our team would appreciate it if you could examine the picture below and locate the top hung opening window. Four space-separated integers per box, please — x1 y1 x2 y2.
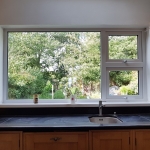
7 31 101 100
106 32 142 62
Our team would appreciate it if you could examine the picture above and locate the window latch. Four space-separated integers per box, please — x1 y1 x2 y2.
123 60 127 63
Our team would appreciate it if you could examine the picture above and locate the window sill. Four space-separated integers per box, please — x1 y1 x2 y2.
0 101 150 108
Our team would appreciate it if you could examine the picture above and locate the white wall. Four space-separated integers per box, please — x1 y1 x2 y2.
0 0 150 103
0 27 3 103
0 0 150 28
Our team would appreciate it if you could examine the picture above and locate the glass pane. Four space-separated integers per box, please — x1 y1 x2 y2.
8 32 101 100
109 70 139 95
109 36 138 59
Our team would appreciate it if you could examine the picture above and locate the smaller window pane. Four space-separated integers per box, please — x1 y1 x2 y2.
109 36 138 60
109 70 139 95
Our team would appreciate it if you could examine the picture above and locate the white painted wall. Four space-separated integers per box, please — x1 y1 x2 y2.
0 0 150 27
0 27 3 103
0 0 150 103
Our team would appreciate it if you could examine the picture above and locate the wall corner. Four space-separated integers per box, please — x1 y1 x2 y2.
0 27 3 103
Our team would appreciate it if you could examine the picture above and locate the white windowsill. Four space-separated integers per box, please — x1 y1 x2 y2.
0 101 150 108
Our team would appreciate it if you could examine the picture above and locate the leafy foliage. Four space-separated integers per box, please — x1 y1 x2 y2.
54 90 65 99
109 71 132 87
8 32 138 99
109 36 137 59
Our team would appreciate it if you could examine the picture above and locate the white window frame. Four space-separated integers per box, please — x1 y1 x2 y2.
105 31 142 62
100 29 146 102
2 28 146 104
106 68 143 101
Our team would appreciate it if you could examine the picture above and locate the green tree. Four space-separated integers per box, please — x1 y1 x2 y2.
109 36 137 59
109 36 138 91
8 32 82 99
8 32 137 99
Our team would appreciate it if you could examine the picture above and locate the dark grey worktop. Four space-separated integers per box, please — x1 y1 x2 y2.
1 114 150 131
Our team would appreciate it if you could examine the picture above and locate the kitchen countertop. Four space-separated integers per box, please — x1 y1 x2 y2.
1 114 150 131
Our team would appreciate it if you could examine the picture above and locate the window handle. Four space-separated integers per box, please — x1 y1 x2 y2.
123 60 127 63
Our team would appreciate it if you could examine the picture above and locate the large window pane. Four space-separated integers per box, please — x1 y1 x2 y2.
8 32 101 100
109 36 138 60
109 70 139 95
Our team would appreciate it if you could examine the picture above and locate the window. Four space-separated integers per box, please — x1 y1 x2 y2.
109 70 139 96
104 31 144 101
3 29 145 103
6 31 101 101
107 68 143 100
108 35 138 60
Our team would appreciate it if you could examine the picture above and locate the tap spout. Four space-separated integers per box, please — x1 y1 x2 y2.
99 101 105 116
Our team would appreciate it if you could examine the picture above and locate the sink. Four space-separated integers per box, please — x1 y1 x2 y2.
89 115 123 124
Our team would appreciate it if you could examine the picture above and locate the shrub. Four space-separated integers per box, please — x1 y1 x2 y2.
54 90 65 99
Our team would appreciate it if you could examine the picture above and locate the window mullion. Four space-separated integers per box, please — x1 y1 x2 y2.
101 30 107 100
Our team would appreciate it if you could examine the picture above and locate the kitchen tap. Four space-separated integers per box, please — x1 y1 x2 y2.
99 101 105 116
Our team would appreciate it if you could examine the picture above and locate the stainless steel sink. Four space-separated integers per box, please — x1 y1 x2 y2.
89 115 123 124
